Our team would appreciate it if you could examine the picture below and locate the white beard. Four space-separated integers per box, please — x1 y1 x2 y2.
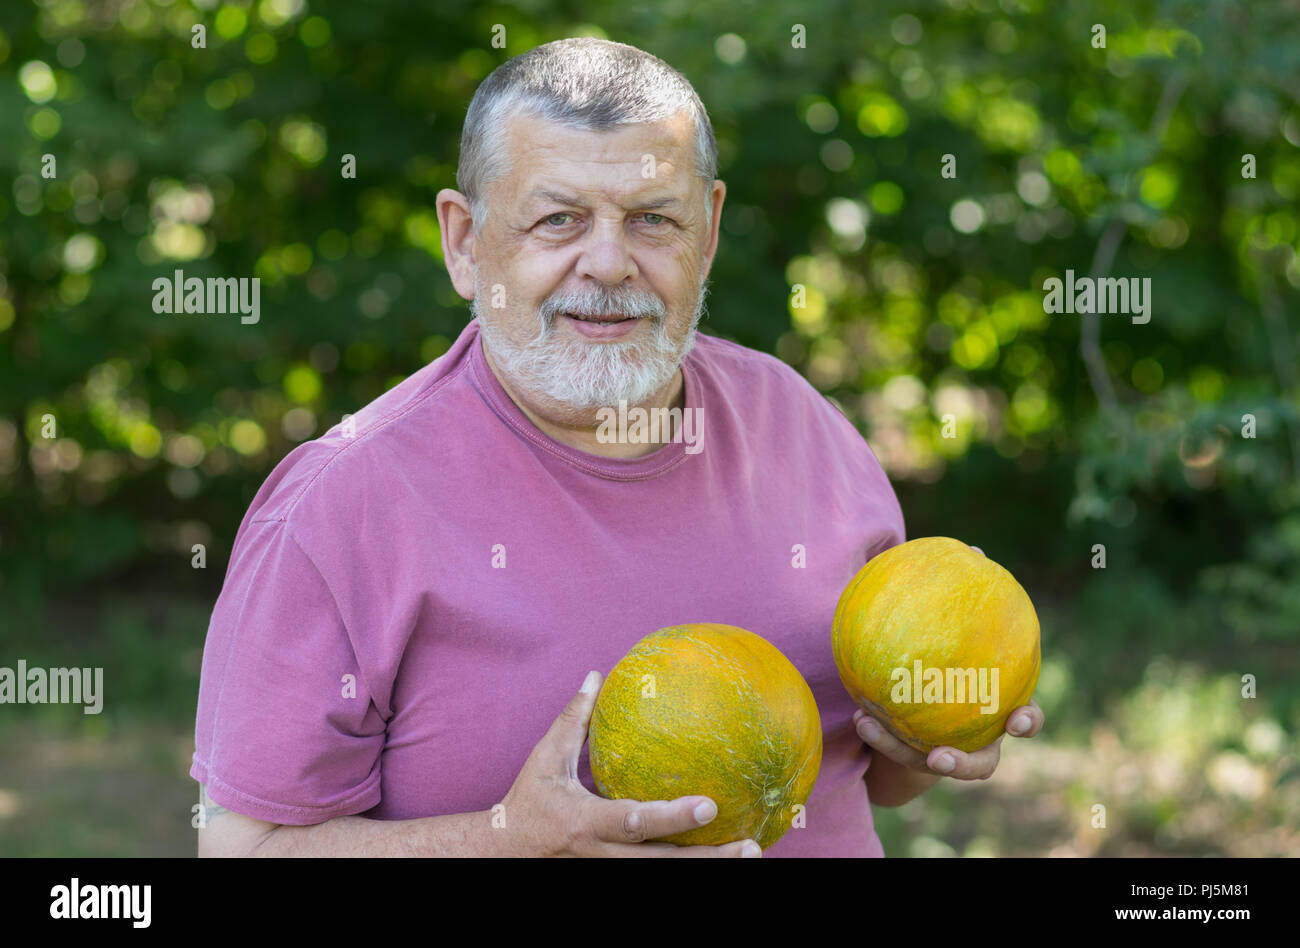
473 278 708 414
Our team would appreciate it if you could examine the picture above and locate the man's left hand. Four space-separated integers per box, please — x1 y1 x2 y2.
853 700 1044 780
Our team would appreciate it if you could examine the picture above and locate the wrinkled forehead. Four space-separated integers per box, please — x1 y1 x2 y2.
499 109 700 203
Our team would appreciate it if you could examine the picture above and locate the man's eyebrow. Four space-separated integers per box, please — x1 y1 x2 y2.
531 189 584 207
635 196 682 210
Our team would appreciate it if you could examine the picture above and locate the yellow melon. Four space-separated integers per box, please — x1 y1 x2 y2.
589 623 822 848
832 537 1040 753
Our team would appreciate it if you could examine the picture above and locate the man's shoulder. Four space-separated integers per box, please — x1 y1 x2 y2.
691 331 814 389
244 328 480 526
689 331 853 421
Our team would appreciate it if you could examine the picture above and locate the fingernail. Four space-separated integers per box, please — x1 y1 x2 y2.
742 840 762 857
970 545 985 556
932 753 955 773
1010 714 1031 734
580 670 599 694
694 800 717 824
859 718 880 739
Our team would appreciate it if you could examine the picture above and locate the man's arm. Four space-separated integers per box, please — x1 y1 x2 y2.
197 783 524 857
195 672 763 858
863 752 941 808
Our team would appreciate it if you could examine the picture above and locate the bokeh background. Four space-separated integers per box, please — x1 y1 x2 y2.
2 0 1298 856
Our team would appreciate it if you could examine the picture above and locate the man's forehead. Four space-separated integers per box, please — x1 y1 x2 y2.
504 110 695 171
496 110 702 209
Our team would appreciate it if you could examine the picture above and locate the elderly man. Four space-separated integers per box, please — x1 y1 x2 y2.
192 37 1042 857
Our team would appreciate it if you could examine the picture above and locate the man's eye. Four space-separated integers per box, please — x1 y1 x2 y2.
641 213 668 225
542 213 573 227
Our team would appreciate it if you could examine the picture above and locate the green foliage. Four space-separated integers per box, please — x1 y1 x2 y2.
0 0 1296 855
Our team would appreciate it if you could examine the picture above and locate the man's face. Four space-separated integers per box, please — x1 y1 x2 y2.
468 109 723 418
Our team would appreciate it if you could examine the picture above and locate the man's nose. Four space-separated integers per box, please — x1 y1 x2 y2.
573 218 638 286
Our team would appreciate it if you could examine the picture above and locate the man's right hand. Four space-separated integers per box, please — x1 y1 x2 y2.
498 670 762 857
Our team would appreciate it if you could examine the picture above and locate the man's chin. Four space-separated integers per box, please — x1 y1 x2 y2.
478 310 694 414
542 375 664 414
548 330 696 412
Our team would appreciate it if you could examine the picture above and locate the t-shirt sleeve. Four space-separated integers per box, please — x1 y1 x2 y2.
813 383 907 552
190 518 386 825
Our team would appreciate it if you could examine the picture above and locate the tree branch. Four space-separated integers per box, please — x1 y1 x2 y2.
1078 69 1189 417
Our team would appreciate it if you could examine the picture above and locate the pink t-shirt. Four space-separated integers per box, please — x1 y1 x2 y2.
191 319 905 857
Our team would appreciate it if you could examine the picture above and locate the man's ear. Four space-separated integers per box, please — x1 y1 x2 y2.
700 179 726 282
437 188 476 301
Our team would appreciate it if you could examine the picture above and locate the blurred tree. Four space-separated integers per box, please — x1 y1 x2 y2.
0 0 1296 727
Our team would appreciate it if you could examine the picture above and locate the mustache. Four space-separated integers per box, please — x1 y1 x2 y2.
537 287 667 324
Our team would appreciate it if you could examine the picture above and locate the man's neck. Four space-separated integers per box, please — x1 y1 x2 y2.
482 345 686 460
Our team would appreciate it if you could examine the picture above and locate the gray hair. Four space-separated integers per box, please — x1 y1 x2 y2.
456 37 718 233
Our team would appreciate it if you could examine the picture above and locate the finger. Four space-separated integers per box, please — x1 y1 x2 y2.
600 838 762 858
588 795 722 845
926 738 1002 780
853 709 929 770
1005 701 1044 738
537 670 602 774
